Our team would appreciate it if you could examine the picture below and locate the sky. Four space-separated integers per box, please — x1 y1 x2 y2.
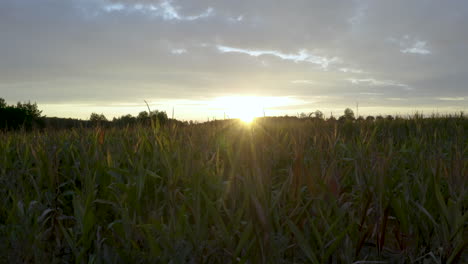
1 0 467 120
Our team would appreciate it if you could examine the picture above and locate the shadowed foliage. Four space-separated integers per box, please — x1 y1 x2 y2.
0 113 466 263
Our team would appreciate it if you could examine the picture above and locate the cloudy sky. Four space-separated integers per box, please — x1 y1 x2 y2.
1 0 467 120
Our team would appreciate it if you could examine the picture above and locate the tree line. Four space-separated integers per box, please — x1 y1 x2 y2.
0 98 174 130
2 98 463 131
89 110 170 128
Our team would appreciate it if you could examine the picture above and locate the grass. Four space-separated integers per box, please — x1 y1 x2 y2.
0 115 467 263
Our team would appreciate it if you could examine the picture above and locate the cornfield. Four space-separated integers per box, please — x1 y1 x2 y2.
1 115 467 263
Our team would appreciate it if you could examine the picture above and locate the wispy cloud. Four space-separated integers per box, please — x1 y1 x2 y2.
102 0 213 21
216 45 340 69
401 41 431 55
160 1 213 21
339 67 365 74
348 3 367 27
228 15 244 23
347 78 411 89
437 97 465 101
388 35 431 55
103 3 125 12
290 80 320 85
171 48 187 55
386 97 406 101
359 92 383 96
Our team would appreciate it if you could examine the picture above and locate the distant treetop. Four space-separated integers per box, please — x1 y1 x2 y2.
0 97 44 130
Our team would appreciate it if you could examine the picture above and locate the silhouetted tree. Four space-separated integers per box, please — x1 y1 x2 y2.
150 110 168 125
137 110 168 125
17 101 42 118
137 111 149 122
0 98 44 130
344 108 355 120
90 113 107 126
0 98 6 108
113 114 137 127
314 110 324 120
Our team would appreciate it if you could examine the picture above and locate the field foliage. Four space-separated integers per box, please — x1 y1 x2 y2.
0 115 467 263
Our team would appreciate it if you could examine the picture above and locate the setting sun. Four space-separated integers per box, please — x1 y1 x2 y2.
239 113 256 124
210 96 301 122
210 96 263 122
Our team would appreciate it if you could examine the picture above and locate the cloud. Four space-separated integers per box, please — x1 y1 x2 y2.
386 97 406 101
388 35 431 55
401 41 431 55
339 68 365 74
437 97 465 101
228 15 243 23
347 78 411 89
290 80 320 85
103 3 126 12
359 92 383 96
160 1 213 21
171 48 187 55
348 2 367 27
216 45 340 69
1 0 468 119
101 0 214 21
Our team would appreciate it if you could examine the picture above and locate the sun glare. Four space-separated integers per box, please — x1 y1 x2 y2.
210 96 262 123
210 96 298 123
239 114 255 124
